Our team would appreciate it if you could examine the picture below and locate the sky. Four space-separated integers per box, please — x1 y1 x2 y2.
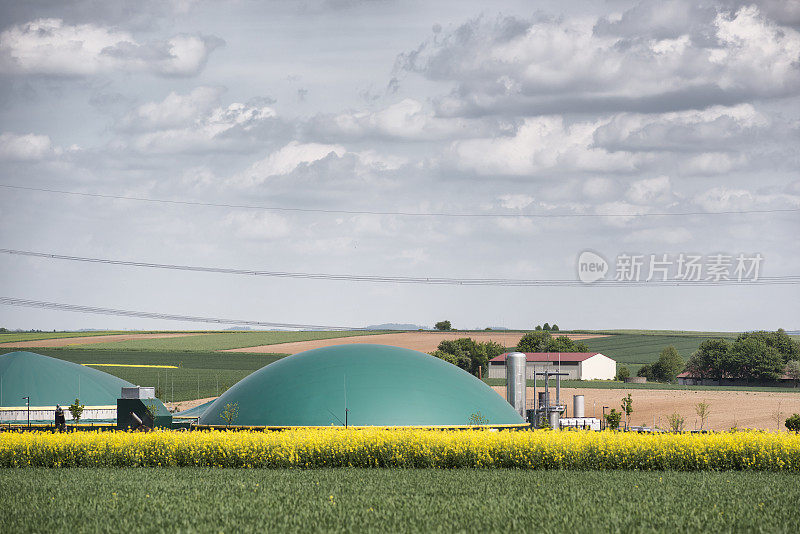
0 0 798 332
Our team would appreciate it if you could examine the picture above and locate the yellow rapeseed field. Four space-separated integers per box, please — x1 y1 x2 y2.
1 428 799 470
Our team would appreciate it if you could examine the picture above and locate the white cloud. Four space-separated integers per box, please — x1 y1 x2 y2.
451 116 638 176
626 176 671 204
400 6 800 116
0 132 53 161
223 212 290 241
582 177 615 198
0 18 220 76
624 227 692 244
123 87 277 153
498 194 534 210
314 98 504 140
594 104 771 152
230 141 406 188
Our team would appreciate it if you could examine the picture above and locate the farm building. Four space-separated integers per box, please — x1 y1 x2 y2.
487 352 616 380
198 344 526 427
0 350 133 422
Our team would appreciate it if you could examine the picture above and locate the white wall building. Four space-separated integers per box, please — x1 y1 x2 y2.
487 353 616 381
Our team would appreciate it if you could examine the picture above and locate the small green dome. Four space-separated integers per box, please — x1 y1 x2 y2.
199 344 524 427
0 351 132 407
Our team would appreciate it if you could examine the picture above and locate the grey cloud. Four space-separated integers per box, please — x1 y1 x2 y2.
400 6 800 117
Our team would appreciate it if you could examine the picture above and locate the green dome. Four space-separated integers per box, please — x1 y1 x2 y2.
0 351 133 407
199 344 525 427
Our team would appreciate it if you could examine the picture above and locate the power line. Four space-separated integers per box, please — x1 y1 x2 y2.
1 183 797 219
2 248 798 286
0 296 359 330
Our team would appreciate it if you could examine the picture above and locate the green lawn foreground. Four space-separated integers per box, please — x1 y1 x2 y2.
1 469 798 533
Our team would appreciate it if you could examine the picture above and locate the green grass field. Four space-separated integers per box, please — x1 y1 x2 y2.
0 331 137 343
68 330 386 351
580 333 727 373
1 469 798 533
0 348 287 402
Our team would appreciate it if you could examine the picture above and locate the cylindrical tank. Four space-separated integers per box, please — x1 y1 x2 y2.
538 391 549 407
573 395 585 418
505 352 527 418
548 409 560 430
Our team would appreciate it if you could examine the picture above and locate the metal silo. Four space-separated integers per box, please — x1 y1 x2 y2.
505 352 527 418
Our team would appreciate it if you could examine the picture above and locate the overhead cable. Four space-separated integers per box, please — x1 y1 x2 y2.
0 296 358 330
2 248 798 286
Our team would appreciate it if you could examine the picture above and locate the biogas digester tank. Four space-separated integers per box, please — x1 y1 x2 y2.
199 344 525 427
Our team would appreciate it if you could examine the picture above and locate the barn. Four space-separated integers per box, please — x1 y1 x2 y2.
487 352 616 381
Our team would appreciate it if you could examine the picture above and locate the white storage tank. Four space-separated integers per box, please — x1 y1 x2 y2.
505 352 527 418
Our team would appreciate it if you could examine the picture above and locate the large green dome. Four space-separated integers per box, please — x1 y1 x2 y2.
199 344 525 427
0 351 132 407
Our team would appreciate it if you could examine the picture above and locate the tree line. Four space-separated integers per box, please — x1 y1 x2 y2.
429 331 587 377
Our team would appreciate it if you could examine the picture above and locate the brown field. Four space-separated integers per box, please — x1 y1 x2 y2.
493 386 800 432
0 333 206 348
224 331 606 355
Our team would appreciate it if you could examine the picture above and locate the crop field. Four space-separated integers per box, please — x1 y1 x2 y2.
74 330 387 351
581 333 728 373
0 348 286 402
1 469 798 534
0 331 132 343
4 428 799 470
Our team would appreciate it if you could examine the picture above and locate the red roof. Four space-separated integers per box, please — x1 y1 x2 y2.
491 352 602 363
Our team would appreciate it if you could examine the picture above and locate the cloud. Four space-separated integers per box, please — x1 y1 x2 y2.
122 87 280 153
693 186 800 211
307 98 513 141
398 5 800 116
230 141 405 188
0 18 222 76
223 212 291 241
593 104 770 153
623 227 693 244
0 132 53 160
450 116 639 176
626 176 672 204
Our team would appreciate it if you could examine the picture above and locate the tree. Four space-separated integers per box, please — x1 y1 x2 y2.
551 324 559 331
730 337 784 382
604 409 621 430
68 398 84 425
786 360 800 387
638 346 684 383
736 329 800 363
221 402 239 428
695 401 711 431
615 365 630 381
430 338 501 378
688 339 732 383
785 414 800 434
543 323 551 331
517 331 552 352
534 325 542 331
516 331 588 354
668 412 685 432
621 393 633 430
653 345 684 383
434 320 452 331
